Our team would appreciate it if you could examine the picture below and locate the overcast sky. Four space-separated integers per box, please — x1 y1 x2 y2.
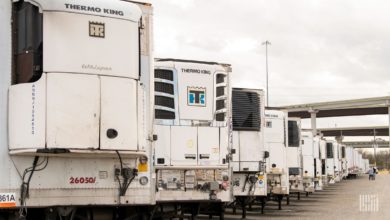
146 0 390 135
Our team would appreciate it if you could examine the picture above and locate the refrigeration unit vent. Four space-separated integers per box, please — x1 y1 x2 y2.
215 73 228 122
13 2 43 84
155 109 175 120
289 167 300 175
288 121 300 147
154 69 175 120
326 143 334 158
154 69 173 81
232 90 260 131
155 82 174 94
155 96 174 109
341 146 346 158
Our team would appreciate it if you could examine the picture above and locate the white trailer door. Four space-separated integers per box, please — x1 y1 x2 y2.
232 131 240 171
100 77 138 151
238 131 263 171
198 127 220 165
154 125 171 166
170 126 197 165
46 73 100 149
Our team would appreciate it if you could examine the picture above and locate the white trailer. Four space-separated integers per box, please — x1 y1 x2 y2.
346 146 359 178
333 142 342 182
325 140 342 183
353 149 361 175
362 159 370 174
153 59 232 218
339 144 348 179
325 141 335 183
287 118 305 193
312 136 324 190
230 88 267 217
300 131 316 193
318 138 329 186
264 110 289 206
356 152 364 175
1 0 155 219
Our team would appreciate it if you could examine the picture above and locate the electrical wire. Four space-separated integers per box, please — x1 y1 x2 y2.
19 157 49 218
116 150 124 170
115 151 136 197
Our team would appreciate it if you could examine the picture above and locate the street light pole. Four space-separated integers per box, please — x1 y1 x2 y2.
262 40 271 106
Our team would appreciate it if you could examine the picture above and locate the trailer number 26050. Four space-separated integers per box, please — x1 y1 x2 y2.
69 177 96 184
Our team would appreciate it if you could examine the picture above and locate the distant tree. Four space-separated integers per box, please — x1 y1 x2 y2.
362 151 390 169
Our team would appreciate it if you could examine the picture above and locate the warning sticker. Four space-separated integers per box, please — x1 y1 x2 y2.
0 193 16 208
138 163 148 172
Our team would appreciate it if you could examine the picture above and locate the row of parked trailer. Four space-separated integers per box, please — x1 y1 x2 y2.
0 0 369 219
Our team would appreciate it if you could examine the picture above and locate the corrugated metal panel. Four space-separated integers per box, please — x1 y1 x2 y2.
232 90 260 131
154 69 173 81
326 143 334 158
155 82 173 94
288 121 299 147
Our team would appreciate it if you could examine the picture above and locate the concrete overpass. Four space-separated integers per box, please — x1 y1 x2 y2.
342 141 390 148
279 96 390 149
318 126 389 137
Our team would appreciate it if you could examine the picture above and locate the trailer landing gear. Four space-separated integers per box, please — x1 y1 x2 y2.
234 197 255 219
277 195 283 210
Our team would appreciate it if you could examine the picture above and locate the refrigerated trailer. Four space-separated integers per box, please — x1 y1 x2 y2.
153 59 232 218
333 142 342 182
325 141 335 183
325 141 342 183
339 144 348 179
300 131 315 193
318 138 329 186
362 159 370 174
346 146 359 178
287 118 304 192
264 110 289 207
231 88 267 217
356 152 364 175
312 136 324 190
0 0 155 219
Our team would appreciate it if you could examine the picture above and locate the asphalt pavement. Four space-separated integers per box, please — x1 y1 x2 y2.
203 174 390 220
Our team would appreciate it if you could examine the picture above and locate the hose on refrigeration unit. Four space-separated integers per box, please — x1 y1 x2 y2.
242 174 249 192
242 173 257 195
115 151 137 197
19 156 49 217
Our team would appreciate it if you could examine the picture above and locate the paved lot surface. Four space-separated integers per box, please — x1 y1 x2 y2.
203 174 390 220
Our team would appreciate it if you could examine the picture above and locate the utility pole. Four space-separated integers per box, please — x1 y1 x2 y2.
262 40 271 106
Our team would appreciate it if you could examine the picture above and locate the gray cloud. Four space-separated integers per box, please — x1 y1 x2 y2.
147 0 390 130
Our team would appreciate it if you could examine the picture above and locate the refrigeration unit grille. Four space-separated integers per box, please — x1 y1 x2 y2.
216 74 226 84
288 121 300 147
215 73 228 122
155 96 175 109
232 90 261 131
216 99 225 110
155 109 175 120
326 143 334 158
216 87 225 97
154 69 173 81
155 82 174 94
289 167 300 175
154 69 175 120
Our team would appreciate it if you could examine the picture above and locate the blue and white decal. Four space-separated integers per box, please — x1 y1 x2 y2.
188 87 206 107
